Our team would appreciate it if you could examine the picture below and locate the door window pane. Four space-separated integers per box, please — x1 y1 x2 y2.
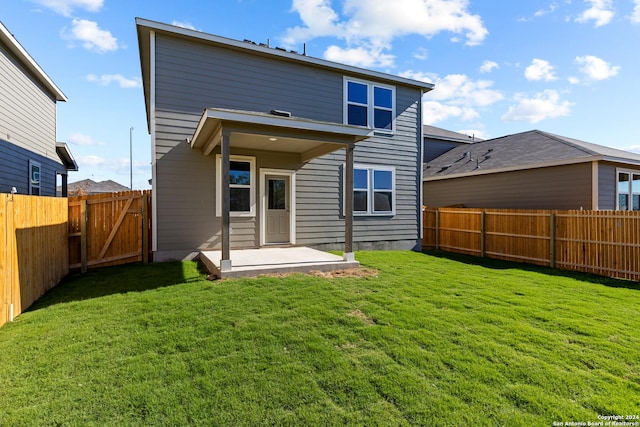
268 179 286 210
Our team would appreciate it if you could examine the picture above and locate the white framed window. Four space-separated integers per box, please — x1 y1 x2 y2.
28 160 41 195
616 169 640 211
344 78 395 134
216 155 256 217
346 164 396 216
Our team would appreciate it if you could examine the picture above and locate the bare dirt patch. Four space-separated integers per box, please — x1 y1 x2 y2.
308 267 378 278
348 309 375 325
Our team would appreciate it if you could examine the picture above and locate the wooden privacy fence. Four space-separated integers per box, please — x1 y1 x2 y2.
1 195 69 328
68 191 152 272
423 207 640 282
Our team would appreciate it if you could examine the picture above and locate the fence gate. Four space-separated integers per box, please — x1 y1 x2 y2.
68 191 151 271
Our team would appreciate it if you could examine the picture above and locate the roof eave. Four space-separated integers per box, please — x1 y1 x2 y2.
0 22 67 102
56 142 79 171
135 17 434 92
424 155 602 181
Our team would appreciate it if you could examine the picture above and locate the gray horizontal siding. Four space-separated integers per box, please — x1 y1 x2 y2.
0 138 63 196
296 86 422 249
0 44 58 162
598 162 616 209
424 163 594 209
153 34 422 252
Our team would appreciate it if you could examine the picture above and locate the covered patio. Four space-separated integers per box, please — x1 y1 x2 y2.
189 108 372 278
199 247 360 279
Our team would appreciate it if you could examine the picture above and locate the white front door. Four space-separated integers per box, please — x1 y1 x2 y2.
265 175 290 244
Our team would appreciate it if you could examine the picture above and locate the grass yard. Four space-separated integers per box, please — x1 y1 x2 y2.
0 251 638 426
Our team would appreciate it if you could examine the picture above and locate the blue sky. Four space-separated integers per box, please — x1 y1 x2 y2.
3 0 640 189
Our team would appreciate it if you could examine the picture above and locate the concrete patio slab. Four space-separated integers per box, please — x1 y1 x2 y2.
199 247 359 279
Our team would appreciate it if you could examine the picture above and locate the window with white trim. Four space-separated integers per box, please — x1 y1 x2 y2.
348 164 395 216
344 78 395 134
617 169 640 211
29 160 41 195
216 155 256 216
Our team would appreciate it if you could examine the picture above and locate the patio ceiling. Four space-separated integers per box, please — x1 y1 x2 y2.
190 108 372 162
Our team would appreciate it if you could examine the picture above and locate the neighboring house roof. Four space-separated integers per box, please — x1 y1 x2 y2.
135 17 434 131
424 125 482 144
55 142 78 171
424 129 640 181
0 21 67 102
63 179 130 194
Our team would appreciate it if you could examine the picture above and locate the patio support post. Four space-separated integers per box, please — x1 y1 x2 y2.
220 129 232 271
344 143 354 261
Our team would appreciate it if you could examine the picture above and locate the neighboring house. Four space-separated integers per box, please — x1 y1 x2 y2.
0 22 77 196
136 18 433 263
423 130 640 210
59 178 130 196
423 124 480 162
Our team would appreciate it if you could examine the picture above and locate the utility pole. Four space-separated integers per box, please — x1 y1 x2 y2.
129 126 134 190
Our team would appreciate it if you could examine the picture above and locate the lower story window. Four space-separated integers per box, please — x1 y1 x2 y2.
350 164 395 215
617 170 640 211
216 155 256 216
29 160 41 195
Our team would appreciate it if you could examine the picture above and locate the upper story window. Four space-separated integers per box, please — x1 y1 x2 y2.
344 78 395 134
29 160 41 195
216 155 256 217
617 170 640 211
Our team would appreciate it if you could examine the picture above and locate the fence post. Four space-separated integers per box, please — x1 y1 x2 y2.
80 199 88 273
435 210 440 250
481 211 486 258
142 193 149 264
549 213 556 269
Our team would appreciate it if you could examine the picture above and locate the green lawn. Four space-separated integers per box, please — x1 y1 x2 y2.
1 251 638 426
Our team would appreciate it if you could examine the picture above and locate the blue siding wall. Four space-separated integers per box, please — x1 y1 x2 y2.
0 138 64 196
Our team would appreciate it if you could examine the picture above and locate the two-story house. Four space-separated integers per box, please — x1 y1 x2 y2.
136 18 433 273
0 21 77 196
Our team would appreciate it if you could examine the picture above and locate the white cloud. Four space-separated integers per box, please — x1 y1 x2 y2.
456 129 487 140
172 20 198 30
87 74 141 88
423 102 479 123
413 47 428 60
479 60 499 73
64 19 118 53
625 144 640 154
568 76 581 84
525 59 557 81
68 132 104 146
76 155 149 176
535 3 558 17
502 90 573 123
30 0 102 16
576 0 614 27
324 45 394 68
402 70 503 124
284 0 488 67
632 0 640 23
575 55 620 80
